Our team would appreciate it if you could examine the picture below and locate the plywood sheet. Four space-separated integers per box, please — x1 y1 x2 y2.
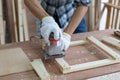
0 48 33 76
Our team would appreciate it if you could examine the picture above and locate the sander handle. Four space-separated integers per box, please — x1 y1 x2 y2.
49 32 60 44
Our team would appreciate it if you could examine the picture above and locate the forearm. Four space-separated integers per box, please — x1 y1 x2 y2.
64 6 88 36
24 0 49 20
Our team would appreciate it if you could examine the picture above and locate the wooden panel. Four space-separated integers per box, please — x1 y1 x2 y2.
0 48 33 76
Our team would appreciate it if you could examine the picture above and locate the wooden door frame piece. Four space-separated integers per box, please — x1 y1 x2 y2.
31 59 50 80
55 36 120 74
102 36 120 49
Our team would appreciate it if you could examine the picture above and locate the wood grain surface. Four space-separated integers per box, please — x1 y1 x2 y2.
0 48 33 76
0 29 120 80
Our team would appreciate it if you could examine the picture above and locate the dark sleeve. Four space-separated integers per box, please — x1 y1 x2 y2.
74 0 91 7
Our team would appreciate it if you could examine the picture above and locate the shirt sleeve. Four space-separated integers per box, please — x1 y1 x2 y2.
74 0 91 7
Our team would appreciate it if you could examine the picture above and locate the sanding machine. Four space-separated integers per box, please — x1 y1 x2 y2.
41 32 65 60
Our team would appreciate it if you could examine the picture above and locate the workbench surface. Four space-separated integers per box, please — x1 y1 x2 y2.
0 29 120 80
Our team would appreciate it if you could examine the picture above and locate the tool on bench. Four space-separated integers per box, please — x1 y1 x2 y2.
114 29 120 37
41 32 65 60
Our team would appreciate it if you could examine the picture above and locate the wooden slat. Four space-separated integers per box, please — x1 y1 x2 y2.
102 36 120 49
95 0 101 30
31 59 50 80
62 59 120 74
22 1 29 41
87 36 120 60
105 0 114 29
0 0 4 44
112 0 119 29
18 0 24 42
6 0 16 42
88 0 95 30
55 58 70 71
116 1 120 29
12 0 18 42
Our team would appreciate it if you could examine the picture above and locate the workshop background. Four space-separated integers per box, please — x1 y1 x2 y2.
0 0 120 44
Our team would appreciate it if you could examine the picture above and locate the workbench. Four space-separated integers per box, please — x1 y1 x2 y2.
0 29 120 80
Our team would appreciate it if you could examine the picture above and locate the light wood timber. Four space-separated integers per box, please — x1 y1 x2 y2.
31 59 50 80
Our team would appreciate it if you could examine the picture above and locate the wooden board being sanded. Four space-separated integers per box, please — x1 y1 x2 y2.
0 48 33 76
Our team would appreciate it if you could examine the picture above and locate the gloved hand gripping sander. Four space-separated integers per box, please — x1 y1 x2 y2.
42 32 65 60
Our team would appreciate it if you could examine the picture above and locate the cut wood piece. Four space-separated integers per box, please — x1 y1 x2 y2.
102 36 120 49
12 0 18 42
3 20 6 44
116 1 120 29
89 0 95 30
31 59 50 80
87 36 120 60
55 36 120 74
0 0 4 44
105 1 114 29
18 0 24 42
6 0 16 42
23 9 29 41
55 58 70 71
70 40 88 47
62 59 120 74
0 48 33 76
112 0 119 29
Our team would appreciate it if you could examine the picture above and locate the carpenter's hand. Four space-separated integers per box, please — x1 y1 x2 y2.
40 16 62 45
58 32 71 51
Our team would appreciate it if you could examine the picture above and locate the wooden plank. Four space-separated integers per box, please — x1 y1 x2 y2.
102 36 120 49
18 0 24 42
95 0 101 30
116 1 120 29
23 9 29 41
112 0 119 29
62 59 120 74
87 36 120 60
12 0 18 42
105 1 114 29
87 72 120 80
55 58 70 71
89 0 95 30
0 48 33 76
104 2 120 10
0 0 4 44
3 20 6 44
95 5 106 30
6 0 16 42
70 40 88 47
31 59 50 80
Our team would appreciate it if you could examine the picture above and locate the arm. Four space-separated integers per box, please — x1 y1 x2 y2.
64 5 88 36
24 0 49 20
24 0 62 45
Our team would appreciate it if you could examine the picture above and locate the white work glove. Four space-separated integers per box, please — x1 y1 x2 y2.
40 16 62 45
58 32 71 51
